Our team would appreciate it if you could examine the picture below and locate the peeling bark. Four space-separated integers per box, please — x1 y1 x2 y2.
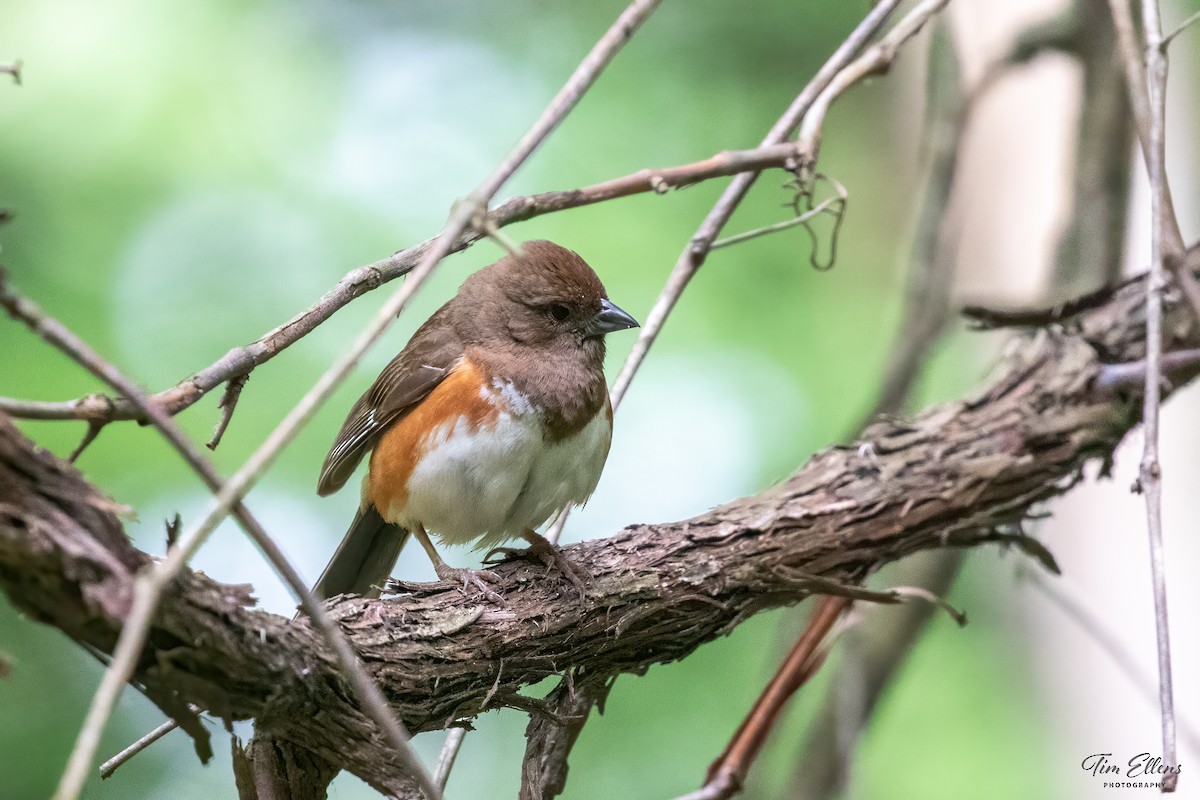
0 269 1193 794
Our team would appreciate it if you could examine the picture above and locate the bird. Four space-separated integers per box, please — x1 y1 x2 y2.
312 240 638 604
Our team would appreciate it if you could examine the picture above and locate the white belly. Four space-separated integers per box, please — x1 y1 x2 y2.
393 383 611 548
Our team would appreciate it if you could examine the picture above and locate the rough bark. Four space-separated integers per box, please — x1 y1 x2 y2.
0 267 1194 793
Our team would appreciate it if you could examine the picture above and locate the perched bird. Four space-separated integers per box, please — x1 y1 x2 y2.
313 240 638 603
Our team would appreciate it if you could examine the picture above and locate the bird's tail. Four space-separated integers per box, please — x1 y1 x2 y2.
311 505 409 602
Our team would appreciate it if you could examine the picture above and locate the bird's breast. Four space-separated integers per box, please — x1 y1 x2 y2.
368 362 611 546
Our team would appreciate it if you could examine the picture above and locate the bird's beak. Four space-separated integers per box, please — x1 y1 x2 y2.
584 298 639 338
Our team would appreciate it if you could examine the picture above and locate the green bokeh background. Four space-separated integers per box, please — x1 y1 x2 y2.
1 2 1052 798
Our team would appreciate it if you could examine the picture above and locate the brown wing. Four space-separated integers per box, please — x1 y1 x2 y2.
317 301 465 496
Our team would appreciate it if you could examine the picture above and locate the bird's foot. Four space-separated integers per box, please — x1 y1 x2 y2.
434 563 506 607
485 532 589 600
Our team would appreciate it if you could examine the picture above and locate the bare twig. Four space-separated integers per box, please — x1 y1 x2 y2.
0 276 439 800
698 597 850 799
87 0 661 792
1107 0 1200 324
611 0 925 407
708 190 846 251
795 0 948 169
1162 9 1200 48
1134 0 1178 790
1093 348 1200 392
789 554 962 799
67 420 107 463
206 373 248 450
99 718 181 780
0 141 811 424
432 728 466 791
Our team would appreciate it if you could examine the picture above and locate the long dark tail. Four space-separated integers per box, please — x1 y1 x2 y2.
311 505 409 602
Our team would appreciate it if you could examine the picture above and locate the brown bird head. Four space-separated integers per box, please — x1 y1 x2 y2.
455 240 638 360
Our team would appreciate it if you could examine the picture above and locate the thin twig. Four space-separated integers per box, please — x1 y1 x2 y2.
1162 9 1200 48
86 0 661 793
701 597 849 797
99 717 188 780
432 728 466 791
795 0 949 166
1107 0 1200 324
0 276 440 800
611 0 922 408
0 141 810 423
1093 348 1200 392
206 373 248 450
68 420 107 463
1135 0 1178 790
708 193 845 251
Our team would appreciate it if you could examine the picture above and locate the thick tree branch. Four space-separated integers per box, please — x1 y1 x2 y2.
3 260 1197 793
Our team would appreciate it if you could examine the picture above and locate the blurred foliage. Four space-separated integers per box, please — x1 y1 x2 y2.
1 1 1047 798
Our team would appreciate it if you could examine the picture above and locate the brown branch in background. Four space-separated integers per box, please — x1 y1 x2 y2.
789 554 962 799
694 597 849 800
1133 0 1178 791
0 139 816 426
4 256 1199 795
0 272 440 800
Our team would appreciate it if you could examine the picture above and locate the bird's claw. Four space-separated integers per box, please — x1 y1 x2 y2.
484 533 589 600
434 564 506 607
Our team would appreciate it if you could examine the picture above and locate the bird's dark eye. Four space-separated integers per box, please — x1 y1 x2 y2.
548 304 570 321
